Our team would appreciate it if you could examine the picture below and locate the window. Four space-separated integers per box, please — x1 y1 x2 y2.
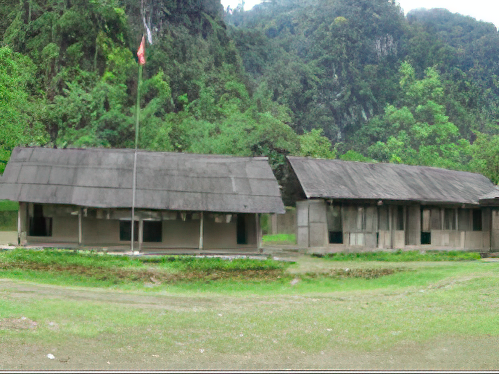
120 221 139 241
237 214 247 245
421 208 431 245
458 209 471 231
143 221 162 242
473 210 482 231
357 207 366 231
378 206 389 231
444 209 456 230
396 206 404 230
29 204 52 237
430 208 441 230
327 204 343 244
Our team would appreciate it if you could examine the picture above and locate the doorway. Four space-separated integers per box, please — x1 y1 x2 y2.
421 208 431 245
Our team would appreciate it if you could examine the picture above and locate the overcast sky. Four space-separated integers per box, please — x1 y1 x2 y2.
220 0 499 28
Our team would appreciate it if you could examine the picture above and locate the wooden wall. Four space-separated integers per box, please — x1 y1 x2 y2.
296 199 493 252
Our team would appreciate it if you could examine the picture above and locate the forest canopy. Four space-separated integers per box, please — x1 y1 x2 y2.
2 0 499 187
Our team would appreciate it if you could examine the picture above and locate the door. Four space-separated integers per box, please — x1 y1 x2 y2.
421 208 431 245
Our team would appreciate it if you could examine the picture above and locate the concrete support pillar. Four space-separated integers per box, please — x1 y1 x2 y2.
440 209 445 230
138 217 143 253
20 202 27 245
389 205 393 249
17 207 21 246
78 208 82 246
199 212 204 250
403 206 407 245
256 213 261 251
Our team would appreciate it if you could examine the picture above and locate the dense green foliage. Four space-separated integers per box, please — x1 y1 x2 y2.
2 0 499 184
227 2 499 180
0 201 18 230
0 200 19 211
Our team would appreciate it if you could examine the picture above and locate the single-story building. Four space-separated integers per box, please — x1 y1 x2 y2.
0 147 285 253
287 156 499 253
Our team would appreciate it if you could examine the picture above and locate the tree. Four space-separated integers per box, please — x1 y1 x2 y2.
364 62 471 169
298 129 336 159
471 133 499 184
0 47 46 173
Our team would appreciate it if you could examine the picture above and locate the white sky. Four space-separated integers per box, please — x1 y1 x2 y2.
220 0 499 28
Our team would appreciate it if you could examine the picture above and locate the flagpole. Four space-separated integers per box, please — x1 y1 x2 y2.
131 41 144 254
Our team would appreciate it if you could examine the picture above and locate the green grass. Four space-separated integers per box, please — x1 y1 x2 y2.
0 249 292 290
2 257 499 369
0 249 287 271
262 233 296 244
0 200 18 211
0 249 488 297
318 250 481 262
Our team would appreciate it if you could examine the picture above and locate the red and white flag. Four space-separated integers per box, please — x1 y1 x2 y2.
137 36 146 65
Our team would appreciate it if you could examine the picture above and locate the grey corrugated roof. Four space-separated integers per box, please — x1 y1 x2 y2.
288 156 496 205
479 188 499 205
0 147 285 214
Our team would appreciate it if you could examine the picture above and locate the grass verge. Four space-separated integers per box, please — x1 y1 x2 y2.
0 249 289 284
0 249 414 292
262 233 296 244
316 250 481 262
0 249 489 298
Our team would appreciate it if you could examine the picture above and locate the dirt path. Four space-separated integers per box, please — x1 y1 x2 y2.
1 279 499 370
2 336 498 371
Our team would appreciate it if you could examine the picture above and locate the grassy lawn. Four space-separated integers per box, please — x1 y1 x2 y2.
1 249 498 370
262 233 296 245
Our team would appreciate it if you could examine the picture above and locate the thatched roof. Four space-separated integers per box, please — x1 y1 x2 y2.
0 147 285 214
288 156 496 205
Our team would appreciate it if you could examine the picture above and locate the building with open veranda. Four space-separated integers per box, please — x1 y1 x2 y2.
0 147 285 253
287 156 499 253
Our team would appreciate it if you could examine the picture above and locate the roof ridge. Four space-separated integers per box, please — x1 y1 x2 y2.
287 155 488 178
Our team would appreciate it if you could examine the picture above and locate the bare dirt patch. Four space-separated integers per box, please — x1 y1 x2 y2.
0 261 285 283
1 330 498 370
0 316 38 331
305 267 403 279
0 260 403 284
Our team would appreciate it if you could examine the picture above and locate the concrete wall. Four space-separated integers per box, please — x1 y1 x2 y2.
204 213 257 249
309 200 328 248
268 208 296 235
22 204 260 251
162 219 200 248
491 209 499 251
296 201 310 247
82 218 120 244
406 205 421 246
